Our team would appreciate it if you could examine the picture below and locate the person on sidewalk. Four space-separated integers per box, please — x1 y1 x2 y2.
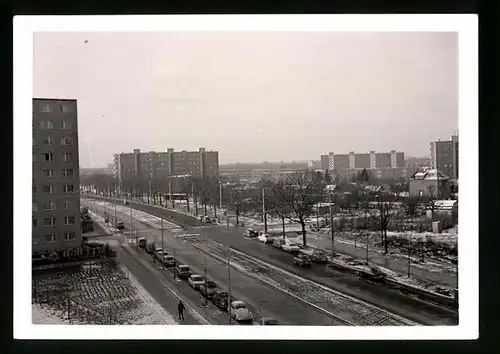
177 300 185 321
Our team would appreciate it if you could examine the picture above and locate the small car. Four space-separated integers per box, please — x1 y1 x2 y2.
188 274 205 289
154 248 166 260
145 241 155 254
230 301 253 323
175 265 192 279
243 229 259 238
257 233 275 244
116 221 125 230
255 317 279 325
162 254 176 267
282 242 300 253
199 280 218 298
273 238 285 249
138 237 147 248
212 291 233 310
294 254 312 267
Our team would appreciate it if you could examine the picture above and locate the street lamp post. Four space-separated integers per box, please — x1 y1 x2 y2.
161 217 164 270
262 187 268 234
219 182 223 223
329 193 335 259
226 213 232 325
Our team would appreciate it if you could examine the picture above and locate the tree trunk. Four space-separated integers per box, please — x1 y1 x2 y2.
383 228 388 254
282 216 286 239
186 196 190 212
301 221 307 247
195 196 199 215
214 203 218 218
204 203 207 216
235 206 239 225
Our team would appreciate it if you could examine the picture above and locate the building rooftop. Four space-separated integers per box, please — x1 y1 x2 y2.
411 169 449 181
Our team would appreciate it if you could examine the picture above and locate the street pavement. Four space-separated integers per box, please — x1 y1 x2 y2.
100 196 457 288
87 201 345 326
87 196 458 326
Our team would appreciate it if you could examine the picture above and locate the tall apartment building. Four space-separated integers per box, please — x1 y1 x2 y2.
113 147 219 185
430 134 459 180
32 98 81 255
325 150 407 180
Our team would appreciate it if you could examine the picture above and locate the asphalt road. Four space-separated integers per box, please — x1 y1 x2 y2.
87 196 458 325
87 201 345 326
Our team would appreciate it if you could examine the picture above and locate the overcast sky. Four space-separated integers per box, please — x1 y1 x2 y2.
33 31 458 167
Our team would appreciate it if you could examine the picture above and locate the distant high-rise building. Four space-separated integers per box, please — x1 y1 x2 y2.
325 150 406 180
429 134 459 180
32 98 81 255
113 148 219 186
320 154 329 171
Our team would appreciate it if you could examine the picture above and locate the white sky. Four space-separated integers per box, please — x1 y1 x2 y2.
33 31 458 167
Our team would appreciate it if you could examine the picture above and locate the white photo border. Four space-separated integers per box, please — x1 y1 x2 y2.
14 14 478 340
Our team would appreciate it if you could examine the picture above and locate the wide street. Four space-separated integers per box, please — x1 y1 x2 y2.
85 196 458 325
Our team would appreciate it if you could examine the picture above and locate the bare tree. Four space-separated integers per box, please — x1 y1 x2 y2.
370 193 395 254
227 184 243 225
180 176 192 213
426 185 438 221
271 170 323 247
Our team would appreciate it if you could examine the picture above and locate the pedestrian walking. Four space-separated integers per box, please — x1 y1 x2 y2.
177 300 185 321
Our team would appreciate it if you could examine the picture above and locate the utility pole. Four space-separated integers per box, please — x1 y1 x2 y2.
203 253 208 306
226 214 232 325
316 202 320 231
407 223 412 278
219 182 223 222
329 193 335 259
262 187 267 234
66 287 71 323
282 216 286 239
365 232 369 264
148 178 151 204
169 179 174 209
113 193 117 227
129 196 133 245
161 217 164 270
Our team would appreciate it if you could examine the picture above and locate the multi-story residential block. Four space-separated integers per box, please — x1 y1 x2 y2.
32 98 81 255
320 154 329 171
113 148 219 186
429 134 459 180
325 150 406 181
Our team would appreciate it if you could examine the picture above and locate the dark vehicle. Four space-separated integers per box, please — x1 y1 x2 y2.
199 281 218 298
243 228 259 238
138 237 147 248
294 254 312 267
358 267 387 283
212 291 233 310
116 221 125 230
145 241 155 254
175 265 192 279
256 317 279 325
299 249 328 263
273 238 285 249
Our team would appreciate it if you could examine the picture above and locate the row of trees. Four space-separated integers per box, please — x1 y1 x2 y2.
82 169 450 254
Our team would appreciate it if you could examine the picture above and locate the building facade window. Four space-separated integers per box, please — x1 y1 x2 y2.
61 137 73 145
33 154 36 162
43 185 54 194
43 202 56 211
32 185 36 194
63 168 74 177
43 217 56 226
44 234 56 243
64 201 70 209
42 136 53 145
61 120 72 129
62 104 73 113
64 232 76 241
32 202 37 212
33 235 40 244
40 103 52 112
43 152 54 161
40 120 54 129
64 216 76 225
63 184 75 193
64 152 73 161
41 168 54 177
32 218 37 227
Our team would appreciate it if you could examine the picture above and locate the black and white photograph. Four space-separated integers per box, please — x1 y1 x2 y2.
14 15 478 340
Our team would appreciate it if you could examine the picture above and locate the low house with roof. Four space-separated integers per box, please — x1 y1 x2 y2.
409 169 451 199
426 199 458 219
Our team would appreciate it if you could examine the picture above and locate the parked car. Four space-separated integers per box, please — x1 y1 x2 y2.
244 228 259 238
230 301 253 323
357 267 387 283
154 248 166 260
212 291 233 310
116 221 125 230
282 242 300 253
273 238 285 249
257 233 275 243
299 249 328 263
255 317 279 325
162 254 176 267
138 237 147 248
199 280 218 298
294 254 312 267
199 216 212 223
188 274 205 289
145 241 156 254
175 264 192 279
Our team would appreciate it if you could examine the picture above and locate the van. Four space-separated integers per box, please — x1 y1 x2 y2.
299 249 328 263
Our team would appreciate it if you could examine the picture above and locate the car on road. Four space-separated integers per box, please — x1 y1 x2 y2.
357 267 387 283
175 265 192 279
230 301 253 323
145 241 155 254
116 221 125 230
243 229 259 238
138 237 147 248
188 274 205 289
162 254 176 267
282 241 301 253
272 238 285 249
199 216 212 223
199 280 218 298
154 248 166 260
257 233 275 243
294 254 312 267
255 317 279 325
299 249 328 263
212 291 233 310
